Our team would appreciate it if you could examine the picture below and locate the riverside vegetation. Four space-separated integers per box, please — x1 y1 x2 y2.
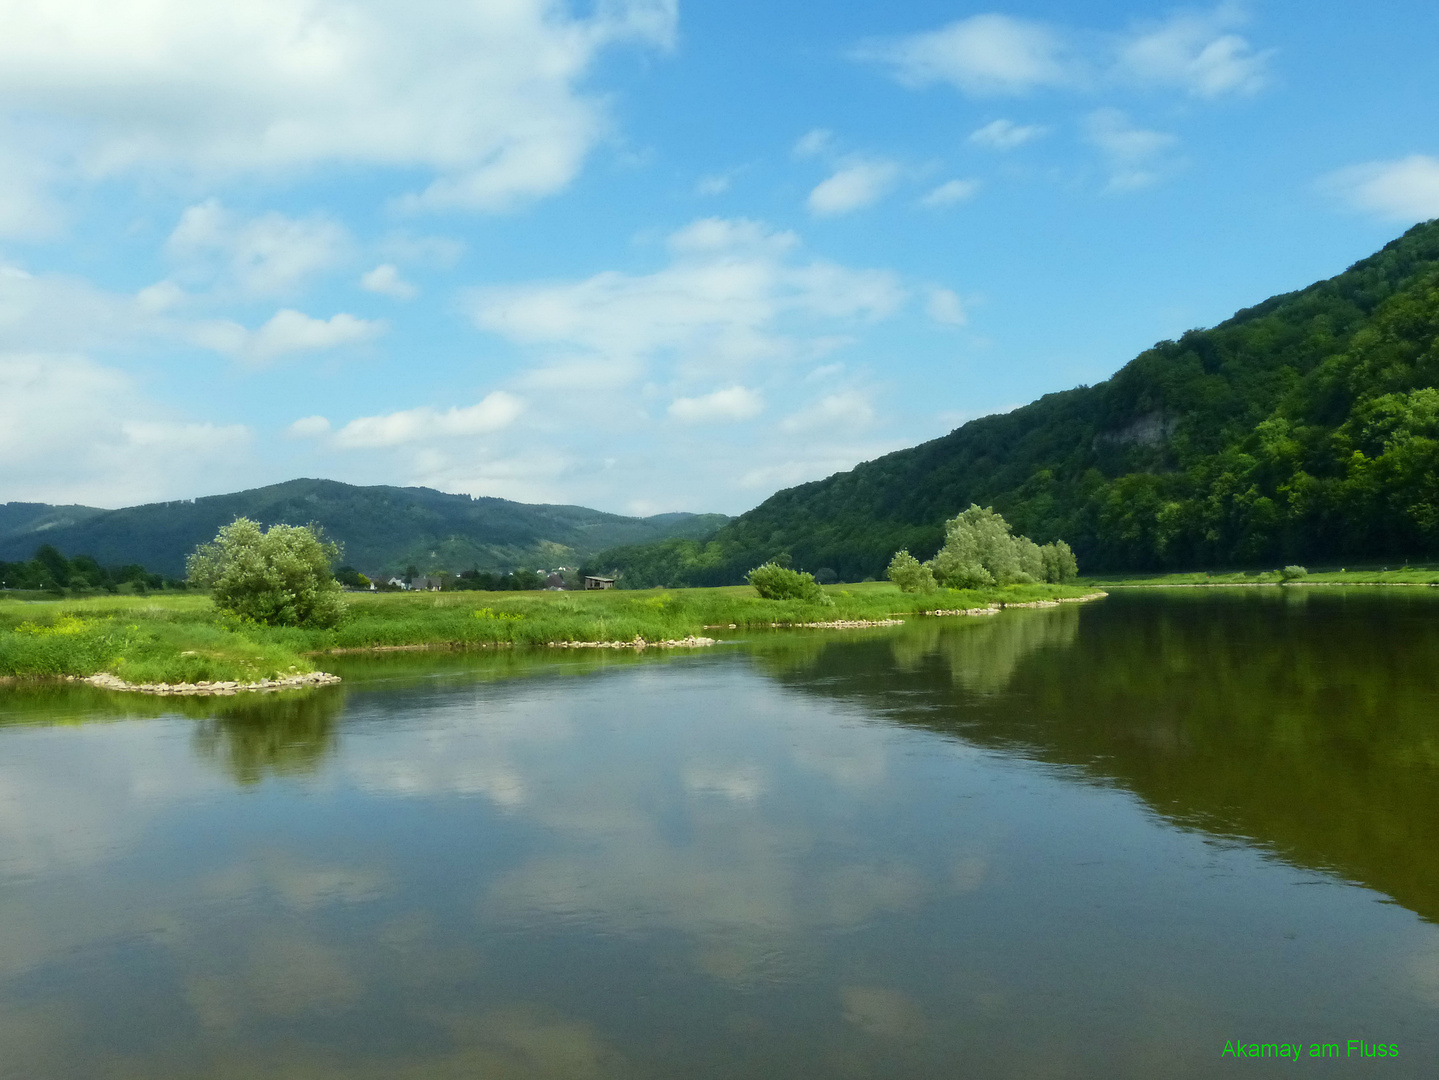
0 580 1095 686
0 513 1097 689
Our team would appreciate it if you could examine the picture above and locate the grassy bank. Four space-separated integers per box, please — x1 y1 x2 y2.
1083 565 1439 587
0 581 1094 685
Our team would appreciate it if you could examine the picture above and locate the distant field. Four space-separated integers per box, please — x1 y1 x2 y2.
1 580 1096 686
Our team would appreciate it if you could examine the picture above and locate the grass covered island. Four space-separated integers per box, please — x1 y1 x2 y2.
0 581 1101 691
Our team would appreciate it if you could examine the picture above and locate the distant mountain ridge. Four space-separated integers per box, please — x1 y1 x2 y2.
592 219 1439 584
0 479 729 578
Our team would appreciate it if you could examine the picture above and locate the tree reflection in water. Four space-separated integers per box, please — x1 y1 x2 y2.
765 589 1439 925
191 690 344 785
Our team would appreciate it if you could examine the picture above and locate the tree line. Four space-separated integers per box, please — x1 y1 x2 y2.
0 544 175 594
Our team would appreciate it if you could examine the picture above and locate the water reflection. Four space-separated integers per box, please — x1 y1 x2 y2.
1 592 1437 1078
770 589 1439 924
192 692 343 785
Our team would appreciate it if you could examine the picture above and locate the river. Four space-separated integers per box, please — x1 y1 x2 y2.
1 589 1436 1077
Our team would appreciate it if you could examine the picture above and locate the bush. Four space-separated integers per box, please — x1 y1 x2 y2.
747 562 833 605
1280 564 1309 582
187 518 346 628
886 550 937 593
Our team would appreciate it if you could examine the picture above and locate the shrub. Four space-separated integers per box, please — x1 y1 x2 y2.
886 550 937 593
187 518 346 628
747 562 833 605
1280 564 1309 582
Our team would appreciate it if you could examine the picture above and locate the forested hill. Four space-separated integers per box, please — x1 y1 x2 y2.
0 479 729 577
592 219 1439 585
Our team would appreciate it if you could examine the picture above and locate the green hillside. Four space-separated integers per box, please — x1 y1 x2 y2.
593 220 1439 584
0 479 729 578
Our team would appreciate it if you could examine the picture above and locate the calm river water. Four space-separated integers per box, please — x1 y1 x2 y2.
1 589 1438 1077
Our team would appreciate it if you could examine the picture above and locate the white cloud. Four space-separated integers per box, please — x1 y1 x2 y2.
0 353 251 505
135 280 185 314
926 288 967 325
920 179 980 208
193 309 383 364
793 129 836 159
0 140 60 239
167 200 351 296
968 118 1047 150
359 263 418 300
0 0 677 213
858 14 1072 96
288 415 331 438
669 386 764 424
808 160 901 216
333 391 525 448
1083 108 1180 192
863 5 1271 101
1322 155 1439 222
778 390 875 434
1118 5 1273 98
469 217 904 376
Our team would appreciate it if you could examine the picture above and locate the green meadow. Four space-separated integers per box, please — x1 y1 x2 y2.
0 581 1095 686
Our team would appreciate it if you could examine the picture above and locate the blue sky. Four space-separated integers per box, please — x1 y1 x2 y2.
2 0 1436 515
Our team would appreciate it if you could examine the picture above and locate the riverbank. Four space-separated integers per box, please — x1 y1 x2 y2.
1083 567 1439 587
1 581 1098 688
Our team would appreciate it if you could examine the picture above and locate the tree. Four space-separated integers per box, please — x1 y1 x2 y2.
1040 540 1079 583
904 506 1080 589
335 565 371 589
886 550 937 593
187 518 346 628
928 505 1020 587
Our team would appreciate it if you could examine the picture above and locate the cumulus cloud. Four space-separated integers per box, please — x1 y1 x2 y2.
359 263 418 300
968 118 1048 150
808 160 901 216
0 0 677 212
857 14 1072 96
167 200 351 296
0 261 151 352
332 391 525 448
287 415 331 438
668 386 764 424
1118 4 1273 98
469 217 904 376
0 353 251 505
1322 155 1439 222
920 180 980 208
861 5 1271 101
192 309 383 364
1083 108 1181 192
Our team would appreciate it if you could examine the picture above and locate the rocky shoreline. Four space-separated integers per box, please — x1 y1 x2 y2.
547 635 718 650
928 591 1107 616
76 671 342 696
